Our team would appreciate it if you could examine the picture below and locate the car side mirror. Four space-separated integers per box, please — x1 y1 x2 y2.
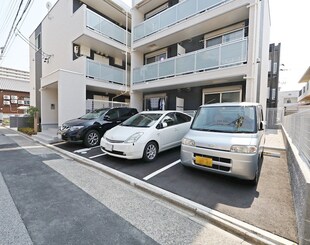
104 115 111 121
162 122 168 128
259 121 265 130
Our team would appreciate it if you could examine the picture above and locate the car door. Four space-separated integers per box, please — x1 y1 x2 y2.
157 112 180 151
101 108 120 132
174 112 192 141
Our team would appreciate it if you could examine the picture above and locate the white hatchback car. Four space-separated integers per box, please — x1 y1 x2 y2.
100 111 192 161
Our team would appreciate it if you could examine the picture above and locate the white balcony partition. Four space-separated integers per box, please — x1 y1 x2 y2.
133 38 247 84
86 9 131 46
86 59 126 85
133 0 227 41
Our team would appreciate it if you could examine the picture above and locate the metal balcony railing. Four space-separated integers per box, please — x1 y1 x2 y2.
133 0 227 41
86 9 131 46
133 38 247 84
86 59 126 85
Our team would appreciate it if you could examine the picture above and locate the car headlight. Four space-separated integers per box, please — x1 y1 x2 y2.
182 138 195 146
69 126 84 131
125 132 144 143
230 145 257 154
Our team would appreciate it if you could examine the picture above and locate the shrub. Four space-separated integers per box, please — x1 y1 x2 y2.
18 127 36 135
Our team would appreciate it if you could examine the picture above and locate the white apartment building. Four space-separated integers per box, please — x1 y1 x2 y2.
30 0 131 130
298 66 310 104
130 0 270 112
30 0 270 130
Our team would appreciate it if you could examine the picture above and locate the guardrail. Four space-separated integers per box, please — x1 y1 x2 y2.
282 109 310 167
133 38 247 84
133 0 227 41
86 9 131 46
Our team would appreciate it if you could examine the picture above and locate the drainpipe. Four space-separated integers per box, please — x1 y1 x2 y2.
112 10 129 107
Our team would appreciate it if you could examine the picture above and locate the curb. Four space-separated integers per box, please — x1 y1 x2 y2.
5 127 296 245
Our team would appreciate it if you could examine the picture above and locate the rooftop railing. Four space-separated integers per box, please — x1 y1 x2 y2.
86 9 131 46
133 38 247 84
133 0 227 41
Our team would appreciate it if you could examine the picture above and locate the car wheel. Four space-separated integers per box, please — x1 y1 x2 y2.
84 130 100 147
143 141 158 162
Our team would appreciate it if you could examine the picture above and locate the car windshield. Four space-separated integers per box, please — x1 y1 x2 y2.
80 109 109 120
121 113 162 127
191 106 257 133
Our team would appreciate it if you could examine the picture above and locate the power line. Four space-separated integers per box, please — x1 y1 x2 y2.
0 0 25 56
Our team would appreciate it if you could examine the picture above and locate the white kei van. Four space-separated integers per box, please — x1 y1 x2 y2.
181 102 265 184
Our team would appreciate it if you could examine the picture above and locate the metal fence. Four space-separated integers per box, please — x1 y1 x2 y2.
282 109 310 167
86 99 129 113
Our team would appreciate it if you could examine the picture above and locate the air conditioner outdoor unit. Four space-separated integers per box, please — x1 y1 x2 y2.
3 95 10 99
3 101 10 105
11 99 17 104
11 95 18 100
18 100 24 104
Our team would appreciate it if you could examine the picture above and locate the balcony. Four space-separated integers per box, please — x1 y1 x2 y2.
86 59 127 86
86 9 130 47
133 0 228 42
133 38 247 84
299 82 310 103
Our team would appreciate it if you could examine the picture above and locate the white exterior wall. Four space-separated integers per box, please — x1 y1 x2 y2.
41 0 86 75
41 86 58 126
58 71 85 125
29 33 36 106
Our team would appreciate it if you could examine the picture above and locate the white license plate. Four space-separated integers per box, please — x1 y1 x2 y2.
105 143 113 151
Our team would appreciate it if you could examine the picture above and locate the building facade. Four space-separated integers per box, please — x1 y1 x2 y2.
30 0 131 130
30 0 270 130
130 0 270 112
267 43 280 108
298 66 310 104
0 67 30 118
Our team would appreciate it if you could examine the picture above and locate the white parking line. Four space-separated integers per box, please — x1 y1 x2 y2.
52 142 67 146
143 159 181 181
89 153 106 159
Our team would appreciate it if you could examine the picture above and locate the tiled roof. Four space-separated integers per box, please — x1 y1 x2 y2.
0 77 30 93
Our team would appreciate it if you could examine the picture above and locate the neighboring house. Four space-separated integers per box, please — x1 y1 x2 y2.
0 67 30 119
30 0 131 130
298 66 310 104
267 43 280 108
278 90 299 116
30 0 271 130
130 0 270 112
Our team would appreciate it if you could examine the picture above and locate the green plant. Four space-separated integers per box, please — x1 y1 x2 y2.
27 106 39 117
18 127 36 135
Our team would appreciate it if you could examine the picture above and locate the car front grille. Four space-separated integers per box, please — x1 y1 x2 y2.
106 138 124 143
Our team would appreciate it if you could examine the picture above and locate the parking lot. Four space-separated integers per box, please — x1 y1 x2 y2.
54 140 298 242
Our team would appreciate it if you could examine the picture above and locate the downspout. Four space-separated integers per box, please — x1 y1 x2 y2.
112 10 129 106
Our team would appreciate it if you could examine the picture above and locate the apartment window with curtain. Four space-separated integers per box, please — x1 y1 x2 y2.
205 29 244 48
145 49 167 64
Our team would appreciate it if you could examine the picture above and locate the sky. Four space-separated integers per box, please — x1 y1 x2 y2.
0 0 309 91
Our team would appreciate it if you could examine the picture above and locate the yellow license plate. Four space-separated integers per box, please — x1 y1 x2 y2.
195 156 213 167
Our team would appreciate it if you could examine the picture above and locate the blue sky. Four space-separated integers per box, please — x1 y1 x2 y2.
0 0 309 91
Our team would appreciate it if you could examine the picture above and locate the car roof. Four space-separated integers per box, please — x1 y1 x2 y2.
139 110 188 114
200 102 261 108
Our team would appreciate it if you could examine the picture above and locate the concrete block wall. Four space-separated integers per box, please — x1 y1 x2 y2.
283 127 310 245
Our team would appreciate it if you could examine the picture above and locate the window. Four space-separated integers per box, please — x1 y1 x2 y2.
145 3 168 20
203 90 241 104
205 29 244 48
175 112 191 124
144 94 166 111
145 49 167 64
35 33 41 50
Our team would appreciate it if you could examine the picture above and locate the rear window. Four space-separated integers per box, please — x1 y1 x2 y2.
121 113 162 128
191 106 257 133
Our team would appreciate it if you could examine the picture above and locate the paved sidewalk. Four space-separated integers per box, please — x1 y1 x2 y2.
264 129 286 151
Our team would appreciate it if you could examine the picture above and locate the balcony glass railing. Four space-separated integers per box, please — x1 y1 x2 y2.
86 9 131 46
133 38 247 84
86 59 126 85
133 0 227 41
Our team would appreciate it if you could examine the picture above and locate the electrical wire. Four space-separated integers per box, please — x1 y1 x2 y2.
0 0 19 36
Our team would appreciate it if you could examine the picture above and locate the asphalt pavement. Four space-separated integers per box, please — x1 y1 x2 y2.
0 127 300 244
0 126 257 245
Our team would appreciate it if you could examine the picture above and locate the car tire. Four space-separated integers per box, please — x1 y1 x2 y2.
84 129 100 147
143 141 158 162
